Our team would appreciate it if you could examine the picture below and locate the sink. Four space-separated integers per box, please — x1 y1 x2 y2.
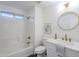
47 38 65 46
56 39 79 52
47 38 74 48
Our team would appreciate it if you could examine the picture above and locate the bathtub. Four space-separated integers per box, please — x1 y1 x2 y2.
5 46 34 57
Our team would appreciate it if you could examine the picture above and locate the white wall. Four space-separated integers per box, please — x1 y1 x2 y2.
42 2 79 42
35 5 44 47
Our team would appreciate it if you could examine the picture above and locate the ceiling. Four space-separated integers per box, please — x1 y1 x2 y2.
39 1 65 8
0 1 36 11
0 1 64 12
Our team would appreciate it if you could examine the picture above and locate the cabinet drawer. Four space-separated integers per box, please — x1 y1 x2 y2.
47 50 57 57
47 47 56 52
65 48 79 57
44 41 56 50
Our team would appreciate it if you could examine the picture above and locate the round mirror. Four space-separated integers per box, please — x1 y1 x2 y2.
58 12 79 30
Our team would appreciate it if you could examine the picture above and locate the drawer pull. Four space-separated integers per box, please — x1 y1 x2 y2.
58 54 63 57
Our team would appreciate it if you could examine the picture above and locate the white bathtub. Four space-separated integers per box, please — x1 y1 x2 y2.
5 46 34 57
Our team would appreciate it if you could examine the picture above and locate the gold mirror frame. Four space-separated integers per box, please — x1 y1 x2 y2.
58 12 79 30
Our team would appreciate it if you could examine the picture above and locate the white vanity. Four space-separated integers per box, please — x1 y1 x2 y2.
44 38 79 57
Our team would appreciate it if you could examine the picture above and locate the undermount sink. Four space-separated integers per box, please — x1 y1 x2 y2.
46 38 79 51
47 38 74 47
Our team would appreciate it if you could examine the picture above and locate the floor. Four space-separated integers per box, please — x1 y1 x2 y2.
28 52 47 57
28 54 37 57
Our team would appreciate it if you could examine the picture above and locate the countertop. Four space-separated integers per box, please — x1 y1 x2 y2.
46 38 79 52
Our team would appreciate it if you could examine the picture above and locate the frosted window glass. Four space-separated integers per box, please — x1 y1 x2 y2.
14 15 24 19
0 12 13 18
0 11 24 20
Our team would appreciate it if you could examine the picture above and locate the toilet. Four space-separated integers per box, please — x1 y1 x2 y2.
35 46 46 57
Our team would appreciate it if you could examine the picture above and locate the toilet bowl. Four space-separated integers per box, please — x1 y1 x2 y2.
35 46 46 57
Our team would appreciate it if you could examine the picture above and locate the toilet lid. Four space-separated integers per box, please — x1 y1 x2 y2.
35 46 46 52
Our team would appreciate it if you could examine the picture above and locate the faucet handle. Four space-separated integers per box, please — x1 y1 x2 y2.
27 36 31 40
69 38 71 42
55 34 57 39
62 37 64 40
65 34 67 41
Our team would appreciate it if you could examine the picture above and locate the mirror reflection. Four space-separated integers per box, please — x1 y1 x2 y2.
58 12 79 30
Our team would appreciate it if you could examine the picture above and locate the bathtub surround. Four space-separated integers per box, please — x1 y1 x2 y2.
7 46 34 57
26 7 35 47
0 3 35 56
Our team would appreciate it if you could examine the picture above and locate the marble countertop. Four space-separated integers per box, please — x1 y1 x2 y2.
46 38 79 52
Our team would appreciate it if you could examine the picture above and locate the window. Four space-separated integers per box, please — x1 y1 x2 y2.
14 15 24 19
0 12 13 18
0 11 24 19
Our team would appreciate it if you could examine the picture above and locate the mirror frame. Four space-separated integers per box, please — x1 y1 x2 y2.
57 12 79 30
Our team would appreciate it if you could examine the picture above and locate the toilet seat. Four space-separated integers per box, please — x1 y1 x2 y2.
35 46 46 54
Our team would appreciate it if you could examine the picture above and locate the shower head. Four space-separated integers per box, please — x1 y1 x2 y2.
27 16 34 20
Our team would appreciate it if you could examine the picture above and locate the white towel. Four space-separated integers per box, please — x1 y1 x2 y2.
56 44 65 57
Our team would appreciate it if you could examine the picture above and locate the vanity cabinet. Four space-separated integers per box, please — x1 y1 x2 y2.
44 40 58 57
44 39 79 57
65 48 79 57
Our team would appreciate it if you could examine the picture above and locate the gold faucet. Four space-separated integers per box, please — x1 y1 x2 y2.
55 34 57 39
69 38 71 42
62 34 71 42
65 34 67 41
62 37 64 40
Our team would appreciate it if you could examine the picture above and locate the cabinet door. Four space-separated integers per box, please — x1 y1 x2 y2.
44 41 57 57
65 48 79 57
44 41 56 50
47 50 58 57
